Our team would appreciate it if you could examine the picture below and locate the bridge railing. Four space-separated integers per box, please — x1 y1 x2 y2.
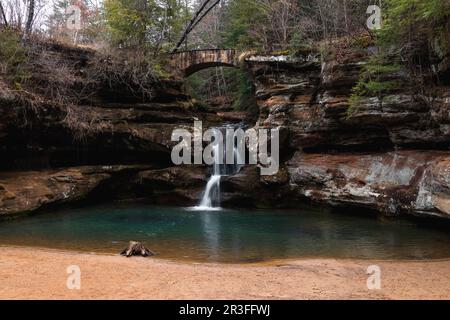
171 48 236 54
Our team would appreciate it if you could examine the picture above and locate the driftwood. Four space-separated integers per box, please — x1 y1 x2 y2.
120 241 154 257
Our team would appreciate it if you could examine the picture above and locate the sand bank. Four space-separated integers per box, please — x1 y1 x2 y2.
0 247 449 300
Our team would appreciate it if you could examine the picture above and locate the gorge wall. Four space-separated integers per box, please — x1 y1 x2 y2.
233 50 450 219
1 41 450 219
0 42 236 216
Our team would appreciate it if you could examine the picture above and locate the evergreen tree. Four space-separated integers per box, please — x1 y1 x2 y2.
104 0 189 52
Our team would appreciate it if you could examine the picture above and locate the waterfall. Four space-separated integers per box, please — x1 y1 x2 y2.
197 175 221 209
193 125 244 211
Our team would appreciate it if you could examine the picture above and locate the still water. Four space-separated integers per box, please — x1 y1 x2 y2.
0 203 449 262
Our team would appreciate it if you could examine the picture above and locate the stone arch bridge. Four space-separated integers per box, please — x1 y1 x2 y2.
170 49 239 77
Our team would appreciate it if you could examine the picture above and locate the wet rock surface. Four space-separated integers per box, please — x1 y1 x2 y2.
134 166 208 206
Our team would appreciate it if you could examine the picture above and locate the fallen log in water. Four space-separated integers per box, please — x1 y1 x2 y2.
120 241 154 257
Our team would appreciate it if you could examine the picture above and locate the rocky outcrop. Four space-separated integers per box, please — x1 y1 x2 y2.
288 151 450 218
0 41 248 172
134 166 208 206
248 54 450 152
0 165 152 216
0 82 230 170
0 42 250 216
1 41 449 220
244 52 450 218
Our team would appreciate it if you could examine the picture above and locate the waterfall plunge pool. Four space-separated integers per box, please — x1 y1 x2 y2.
1 203 450 263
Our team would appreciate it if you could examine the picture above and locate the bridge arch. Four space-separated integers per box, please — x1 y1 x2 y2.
171 49 239 77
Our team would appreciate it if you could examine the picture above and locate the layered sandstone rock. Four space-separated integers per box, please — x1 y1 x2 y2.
1 42 450 219
0 165 152 216
244 52 450 218
247 53 450 152
0 41 247 171
0 43 249 216
287 151 450 218
134 166 207 206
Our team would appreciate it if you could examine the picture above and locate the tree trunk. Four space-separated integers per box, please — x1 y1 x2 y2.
0 1 7 27
25 0 35 34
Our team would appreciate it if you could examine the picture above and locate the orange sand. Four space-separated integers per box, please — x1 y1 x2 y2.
0 246 449 300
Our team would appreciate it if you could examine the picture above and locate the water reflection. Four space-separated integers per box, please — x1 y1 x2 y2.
200 211 220 260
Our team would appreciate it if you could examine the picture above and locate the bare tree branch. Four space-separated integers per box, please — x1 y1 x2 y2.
0 0 8 27
172 0 222 53
188 0 221 39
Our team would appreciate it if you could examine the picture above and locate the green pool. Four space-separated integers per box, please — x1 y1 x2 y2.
0 203 449 262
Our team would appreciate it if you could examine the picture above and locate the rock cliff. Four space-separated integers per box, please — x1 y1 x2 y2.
1 41 450 219
241 49 450 218
0 42 239 215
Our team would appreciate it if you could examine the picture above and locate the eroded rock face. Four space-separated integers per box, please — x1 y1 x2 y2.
0 42 244 171
0 43 257 216
0 87 230 170
134 166 208 206
247 54 450 152
287 151 450 218
1 45 450 220
244 53 450 218
0 165 151 216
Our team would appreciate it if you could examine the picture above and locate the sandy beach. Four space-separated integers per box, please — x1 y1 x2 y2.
0 246 449 300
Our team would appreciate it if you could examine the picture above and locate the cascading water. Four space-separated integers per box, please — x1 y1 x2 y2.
198 175 221 208
193 125 244 211
197 142 222 209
